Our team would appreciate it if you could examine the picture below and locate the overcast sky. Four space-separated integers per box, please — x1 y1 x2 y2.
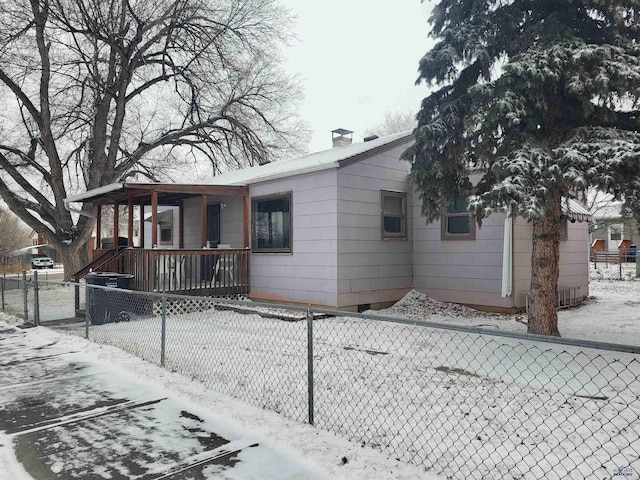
281 1 435 153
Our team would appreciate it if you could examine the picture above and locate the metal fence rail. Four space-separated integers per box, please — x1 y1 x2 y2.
590 252 640 280
2 277 638 480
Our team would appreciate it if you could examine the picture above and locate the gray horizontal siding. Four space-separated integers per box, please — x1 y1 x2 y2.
248 169 339 306
336 144 413 308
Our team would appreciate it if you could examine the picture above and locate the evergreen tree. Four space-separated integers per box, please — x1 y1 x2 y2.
404 0 640 335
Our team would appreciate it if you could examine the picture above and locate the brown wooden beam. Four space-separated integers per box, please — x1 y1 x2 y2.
179 200 184 249
113 202 119 245
96 205 102 250
126 184 249 196
243 196 250 248
151 191 158 247
139 204 145 248
127 197 134 247
72 183 249 206
200 194 207 248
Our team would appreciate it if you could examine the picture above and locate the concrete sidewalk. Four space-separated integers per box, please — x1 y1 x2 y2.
0 324 326 479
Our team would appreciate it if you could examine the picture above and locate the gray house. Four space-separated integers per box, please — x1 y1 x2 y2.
590 199 638 255
66 131 591 312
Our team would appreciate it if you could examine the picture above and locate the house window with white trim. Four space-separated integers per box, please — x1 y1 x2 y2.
442 196 475 240
381 191 407 239
610 224 622 241
252 192 292 252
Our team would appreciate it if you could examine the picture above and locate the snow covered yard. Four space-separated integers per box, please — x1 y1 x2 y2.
35 279 640 480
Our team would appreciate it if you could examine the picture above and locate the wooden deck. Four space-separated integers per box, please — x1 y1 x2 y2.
83 248 250 296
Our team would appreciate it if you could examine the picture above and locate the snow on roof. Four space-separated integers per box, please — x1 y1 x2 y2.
209 131 413 186
562 198 592 222
592 201 625 220
64 183 125 204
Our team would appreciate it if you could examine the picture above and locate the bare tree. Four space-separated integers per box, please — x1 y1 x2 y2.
0 209 32 257
0 0 307 279
363 110 417 138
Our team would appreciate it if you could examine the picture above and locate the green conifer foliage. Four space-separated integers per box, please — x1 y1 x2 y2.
404 0 640 335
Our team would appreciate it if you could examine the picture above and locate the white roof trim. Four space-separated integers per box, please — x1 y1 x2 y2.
562 198 592 222
64 183 124 203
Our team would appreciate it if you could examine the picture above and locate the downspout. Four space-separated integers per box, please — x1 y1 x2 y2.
501 215 513 297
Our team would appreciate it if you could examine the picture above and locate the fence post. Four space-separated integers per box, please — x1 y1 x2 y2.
619 259 623 280
593 251 597 270
85 284 90 339
33 271 40 326
22 270 28 322
161 294 167 367
1 273 5 310
74 282 80 317
307 306 314 426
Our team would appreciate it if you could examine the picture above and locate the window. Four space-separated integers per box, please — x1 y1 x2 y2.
441 196 475 240
252 192 292 252
559 216 568 241
381 191 407 239
159 225 172 244
610 224 622 241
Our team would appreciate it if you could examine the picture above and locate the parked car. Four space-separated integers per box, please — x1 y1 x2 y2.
32 255 54 269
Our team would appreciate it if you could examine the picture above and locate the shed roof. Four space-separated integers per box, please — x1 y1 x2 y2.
563 198 592 223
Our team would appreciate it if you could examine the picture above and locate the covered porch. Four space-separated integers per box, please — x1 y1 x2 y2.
65 183 251 296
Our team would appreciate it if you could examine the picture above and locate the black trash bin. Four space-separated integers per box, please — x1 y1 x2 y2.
85 272 134 325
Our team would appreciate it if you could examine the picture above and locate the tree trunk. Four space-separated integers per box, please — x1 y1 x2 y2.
527 193 561 336
58 243 89 282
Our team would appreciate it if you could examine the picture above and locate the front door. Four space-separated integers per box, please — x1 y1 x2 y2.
201 204 221 281
206 204 221 246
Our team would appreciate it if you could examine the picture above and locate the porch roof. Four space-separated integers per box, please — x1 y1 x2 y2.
64 182 248 206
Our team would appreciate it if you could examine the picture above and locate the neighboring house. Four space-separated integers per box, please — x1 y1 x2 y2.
64 130 591 312
590 200 638 255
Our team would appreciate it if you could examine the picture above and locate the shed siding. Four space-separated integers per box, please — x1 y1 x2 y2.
248 169 339 306
513 219 590 307
412 205 514 309
336 144 413 308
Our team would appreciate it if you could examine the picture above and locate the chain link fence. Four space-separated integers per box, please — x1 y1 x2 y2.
1 272 35 322
2 276 639 480
590 251 639 281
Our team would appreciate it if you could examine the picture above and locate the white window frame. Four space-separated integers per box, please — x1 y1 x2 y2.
381 190 407 239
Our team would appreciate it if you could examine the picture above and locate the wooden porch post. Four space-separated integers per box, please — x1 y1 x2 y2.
127 197 134 247
179 200 184 249
151 192 158 247
200 194 207 248
139 204 145 248
243 196 250 248
95 204 102 250
113 202 119 246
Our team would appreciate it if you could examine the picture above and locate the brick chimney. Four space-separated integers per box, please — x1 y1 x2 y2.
331 128 353 148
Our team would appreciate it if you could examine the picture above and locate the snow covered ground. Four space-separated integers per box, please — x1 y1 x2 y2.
0 319 438 480
1 278 639 479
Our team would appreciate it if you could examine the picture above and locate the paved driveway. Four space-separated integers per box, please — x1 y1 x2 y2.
0 324 326 479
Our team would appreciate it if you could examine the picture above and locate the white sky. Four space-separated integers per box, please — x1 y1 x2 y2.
281 1 434 152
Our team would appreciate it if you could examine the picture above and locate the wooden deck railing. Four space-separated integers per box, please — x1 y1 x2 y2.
87 248 250 296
